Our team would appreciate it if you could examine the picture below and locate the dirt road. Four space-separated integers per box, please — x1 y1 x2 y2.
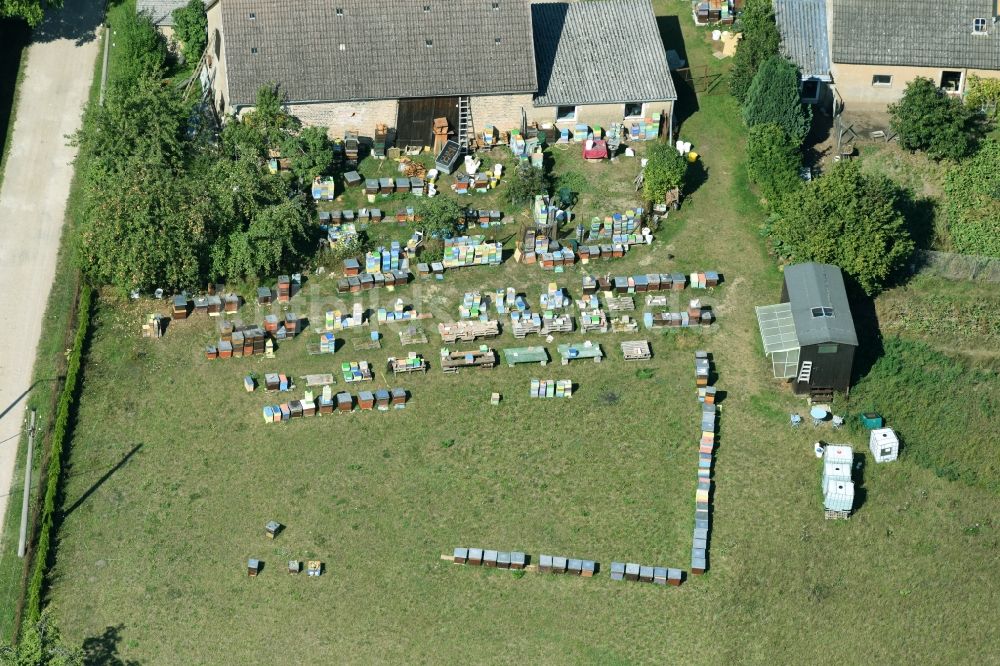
0 1 102 544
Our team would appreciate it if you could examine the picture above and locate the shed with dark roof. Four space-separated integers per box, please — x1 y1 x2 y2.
756 263 857 396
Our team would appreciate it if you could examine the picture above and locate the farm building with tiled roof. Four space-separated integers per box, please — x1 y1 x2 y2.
201 0 677 145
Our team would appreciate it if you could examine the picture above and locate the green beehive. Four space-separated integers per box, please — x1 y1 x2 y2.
860 413 884 429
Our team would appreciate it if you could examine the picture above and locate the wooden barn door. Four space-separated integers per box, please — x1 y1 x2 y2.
396 97 459 149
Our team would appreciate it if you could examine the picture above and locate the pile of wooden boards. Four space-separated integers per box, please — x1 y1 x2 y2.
621 340 651 361
438 320 500 343
510 312 542 338
610 562 683 586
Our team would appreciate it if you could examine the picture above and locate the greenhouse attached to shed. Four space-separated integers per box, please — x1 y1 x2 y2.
756 263 858 399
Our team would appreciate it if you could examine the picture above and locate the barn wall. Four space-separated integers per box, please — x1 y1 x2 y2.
283 100 400 139
795 343 855 394
205 3 229 117
832 63 1000 111
527 101 673 134
470 93 534 133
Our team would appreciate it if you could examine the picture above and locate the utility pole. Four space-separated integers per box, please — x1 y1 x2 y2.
17 411 36 558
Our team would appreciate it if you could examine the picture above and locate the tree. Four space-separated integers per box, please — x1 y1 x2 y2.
0 609 83 665
280 125 335 186
642 140 687 203
507 163 551 205
416 196 465 236
889 77 976 160
0 0 60 27
769 161 914 294
729 0 781 104
241 85 300 150
943 138 1000 257
220 197 316 280
172 0 208 65
112 10 169 87
745 123 801 203
742 56 812 145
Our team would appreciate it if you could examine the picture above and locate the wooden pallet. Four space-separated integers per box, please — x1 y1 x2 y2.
399 326 428 346
606 296 635 312
621 340 651 361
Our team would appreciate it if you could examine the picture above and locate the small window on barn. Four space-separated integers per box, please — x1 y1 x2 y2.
556 105 576 121
423 4 431 11
811 307 834 318
817 344 839 354
338 43 346 51
250 47 257 54
624 103 643 118
492 2 500 10
871 74 892 87
494 37 501 45
425 39 433 48
336 8 344 16
973 17 987 34
248 12 255 20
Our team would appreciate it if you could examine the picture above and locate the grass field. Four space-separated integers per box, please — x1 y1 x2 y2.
44 1 1000 662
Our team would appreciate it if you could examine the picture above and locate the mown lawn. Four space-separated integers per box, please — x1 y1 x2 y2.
45 1 1000 662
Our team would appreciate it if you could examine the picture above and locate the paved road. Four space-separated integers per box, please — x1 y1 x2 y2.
0 1 102 546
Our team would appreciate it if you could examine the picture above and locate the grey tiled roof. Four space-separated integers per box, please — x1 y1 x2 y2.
832 0 1000 70
774 0 831 80
784 263 857 347
220 0 538 107
531 0 676 107
137 0 209 27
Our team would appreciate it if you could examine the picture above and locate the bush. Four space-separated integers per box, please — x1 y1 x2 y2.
769 160 914 294
745 123 801 203
742 56 811 145
507 163 550 206
965 74 1000 119
730 0 781 104
943 138 1000 257
25 286 92 625
889 77 976 160
113 9 169 86
172 0 207 65
642 140 687 203
416 196 465 237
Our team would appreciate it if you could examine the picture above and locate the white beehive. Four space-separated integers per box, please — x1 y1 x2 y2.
822 462 852 489
823 479 855 512
869 428 899 463
823 444 853 468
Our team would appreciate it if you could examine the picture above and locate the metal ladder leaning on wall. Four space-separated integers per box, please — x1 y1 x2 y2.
457 96 473 154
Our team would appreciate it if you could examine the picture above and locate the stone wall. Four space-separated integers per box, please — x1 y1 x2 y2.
469 93 534 132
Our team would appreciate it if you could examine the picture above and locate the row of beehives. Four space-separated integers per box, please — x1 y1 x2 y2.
582 271 720 295
610 562 684 586
529 379 573 399
261 388 406 422
693 351 716 576
247 558 323 577
171 293 241 320
451 549 684 585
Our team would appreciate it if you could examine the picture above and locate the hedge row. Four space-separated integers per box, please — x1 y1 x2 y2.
24 285 92 624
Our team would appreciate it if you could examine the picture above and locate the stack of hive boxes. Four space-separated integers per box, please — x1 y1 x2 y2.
822 445 855 519
442 236 502 269
693 351 714 575
529 379 572 398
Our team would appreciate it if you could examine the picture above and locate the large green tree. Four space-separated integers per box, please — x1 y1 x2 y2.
745 122 801 203
943 138 1000 257
172 0 207 65
0 0 60 27
743 56 811 145
730 0 781 104
769 161 914 294
889 77 976 160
